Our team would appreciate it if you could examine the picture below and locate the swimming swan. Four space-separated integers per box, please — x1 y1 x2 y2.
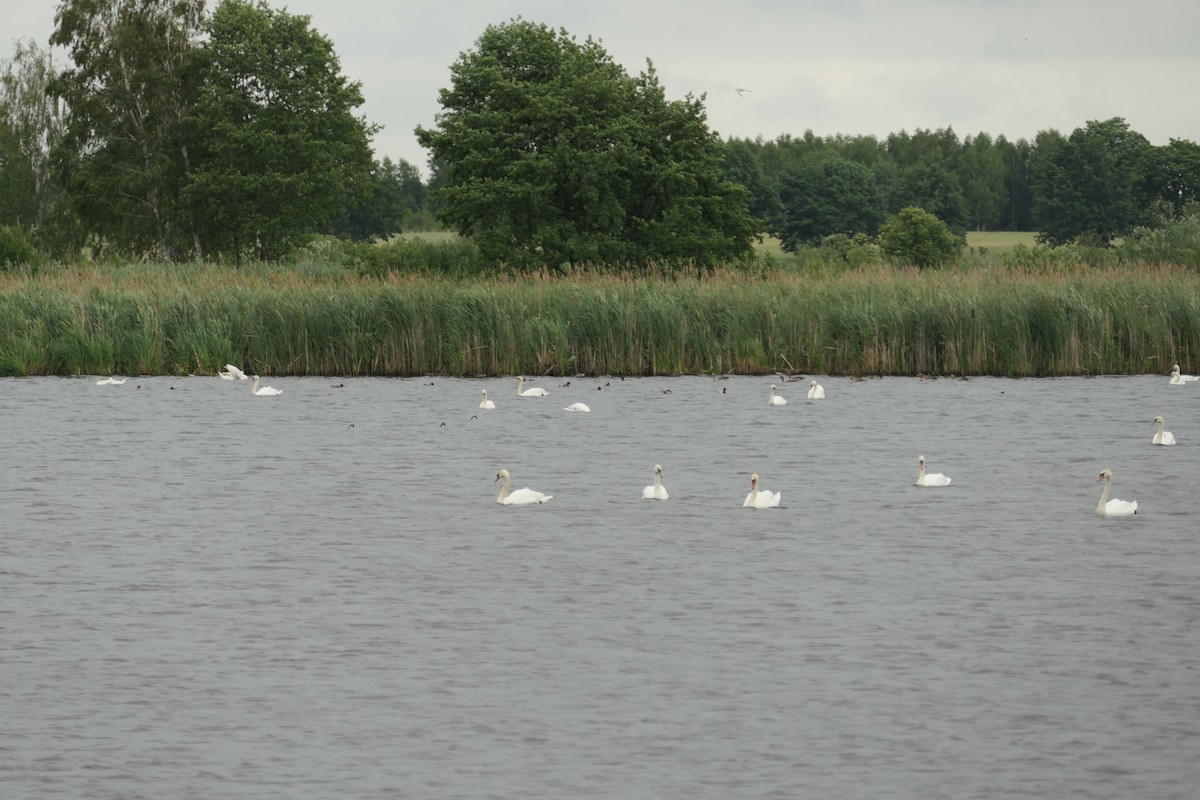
916 454 952 486
479 389 496 410
1169 365 1198 384
219 364 248 380
1152 415 1176 446
495 469 553 505
564 402 591 412
251 375 283 396
768 384 787 406
95 377 126 385
807 380 826 400
743 472 781 508
517 376 549 396
643 464 669 500
1095 469 1137 516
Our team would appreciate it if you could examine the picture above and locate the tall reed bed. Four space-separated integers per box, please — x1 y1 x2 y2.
0 262 1197 376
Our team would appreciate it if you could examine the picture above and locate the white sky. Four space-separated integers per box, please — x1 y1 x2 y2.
5 0 1198 179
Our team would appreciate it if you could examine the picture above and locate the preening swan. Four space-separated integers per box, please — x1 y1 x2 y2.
251 375 283 396
517 376 549 396
916 455 952 487
563 402 591 412
807 380 826 400
743 472 781 508
95 377 126 385
768 384 787 406
1169 365 1198 384
479 389 496 410
643 464 669 500
1152 415 1176 446
495 468 553 505
1095 469 1137 516
219 363 248 380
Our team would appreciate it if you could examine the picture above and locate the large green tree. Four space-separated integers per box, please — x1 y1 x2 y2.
1032 117 1153 246
959 133 1006 231
415 19 756 269
1139 138 1200 220
185 0 376 260
888 154 969 235
0 39 76 246
50 0 206 258
776 157 885 251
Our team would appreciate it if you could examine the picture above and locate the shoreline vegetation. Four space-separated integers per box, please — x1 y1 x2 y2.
1 244 1197 378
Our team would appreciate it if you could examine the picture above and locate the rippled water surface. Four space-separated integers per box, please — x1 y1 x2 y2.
4 374 1199 799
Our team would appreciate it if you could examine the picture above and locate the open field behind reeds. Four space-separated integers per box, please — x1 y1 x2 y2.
1 262 1197 377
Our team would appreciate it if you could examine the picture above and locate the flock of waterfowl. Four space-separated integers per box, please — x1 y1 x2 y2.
91 363 1196 514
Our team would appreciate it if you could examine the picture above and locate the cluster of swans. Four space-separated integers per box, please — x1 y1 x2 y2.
1091 414 1184 516
481 377 591 413
767 381 824 405
496 456 958 508
216 363 281 396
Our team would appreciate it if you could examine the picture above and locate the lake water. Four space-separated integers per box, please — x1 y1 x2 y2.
3 373 1199 799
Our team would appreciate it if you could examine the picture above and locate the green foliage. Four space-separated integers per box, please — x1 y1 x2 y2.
4 261 1199 377
1033 117 1153 246
1118 207 1200 269
777 157 885 250
186 0 376 261
415 19 757 270
49 0 206 258
1139 139 1200 219
0 224 45 267
888 154 969 235
878 207 961 267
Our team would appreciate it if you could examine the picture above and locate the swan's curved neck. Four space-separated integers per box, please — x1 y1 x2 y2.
497 475 511 503
1096 475 1112 514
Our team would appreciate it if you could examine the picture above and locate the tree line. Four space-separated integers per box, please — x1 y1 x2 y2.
2 9 1199 267
730 119 1200 252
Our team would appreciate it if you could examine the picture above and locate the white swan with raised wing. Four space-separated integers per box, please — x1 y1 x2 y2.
1169 365 1198 384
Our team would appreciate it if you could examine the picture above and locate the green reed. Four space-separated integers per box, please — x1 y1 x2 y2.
0 261 1197 377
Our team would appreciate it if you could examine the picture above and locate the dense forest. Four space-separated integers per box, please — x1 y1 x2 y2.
2 4 1199 269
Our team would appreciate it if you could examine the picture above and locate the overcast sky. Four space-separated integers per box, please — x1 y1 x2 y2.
6 0 1198 178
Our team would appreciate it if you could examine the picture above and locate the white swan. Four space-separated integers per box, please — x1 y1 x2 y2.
251 375 283 396
768 384 787 406
642 464 669 500
1169 364 1198 384
479 389 496 410
1095 469 1137 516
916 454 952 486
743 472 781 508
95 377 126 385
495 468 552 505
563 402 591 412
807 380 826 400
219 363 248 380
517 376 549 396
1152 415 1176 446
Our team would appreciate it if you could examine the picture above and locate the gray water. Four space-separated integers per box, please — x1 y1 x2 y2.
3 374 1199 799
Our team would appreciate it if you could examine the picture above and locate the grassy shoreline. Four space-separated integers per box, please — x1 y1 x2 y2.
1 261 1197 378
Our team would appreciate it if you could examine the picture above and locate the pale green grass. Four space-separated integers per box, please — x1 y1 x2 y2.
966 231 1038 250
